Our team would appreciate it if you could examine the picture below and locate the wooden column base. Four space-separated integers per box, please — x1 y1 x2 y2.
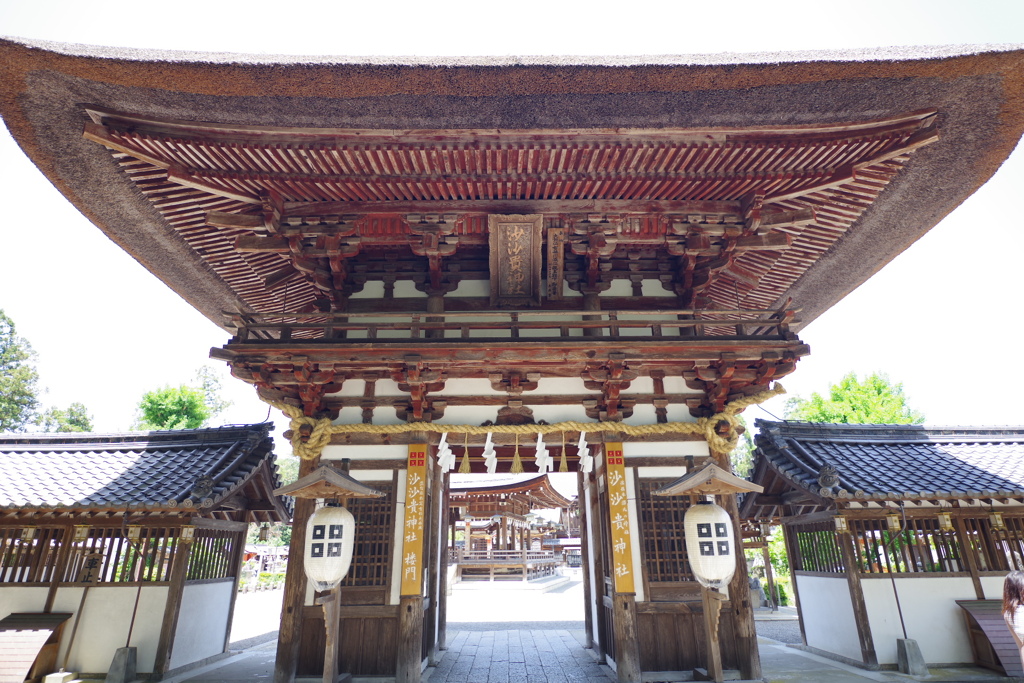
611 592 641 683
396 596 424 683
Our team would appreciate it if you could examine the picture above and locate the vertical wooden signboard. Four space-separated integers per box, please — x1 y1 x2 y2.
546 227 565 300
488 214 544 307
605 442 635 594
401 444 428 596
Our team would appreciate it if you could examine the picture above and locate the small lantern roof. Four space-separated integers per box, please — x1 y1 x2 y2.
654 463 764 497
274 465 383 500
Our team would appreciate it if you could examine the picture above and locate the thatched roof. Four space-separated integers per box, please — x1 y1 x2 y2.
2 39 1023 328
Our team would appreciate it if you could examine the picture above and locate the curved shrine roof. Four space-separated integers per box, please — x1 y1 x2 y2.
1 40 1023 329
0 423 291 522
742 421 1024 520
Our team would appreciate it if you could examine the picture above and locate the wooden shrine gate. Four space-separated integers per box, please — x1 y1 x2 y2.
9 39 1021 682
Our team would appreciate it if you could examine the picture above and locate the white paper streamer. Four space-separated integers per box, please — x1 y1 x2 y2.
578 432 593 473
535 432 551 472
482 432 498 474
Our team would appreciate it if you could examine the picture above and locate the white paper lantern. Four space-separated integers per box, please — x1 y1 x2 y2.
684 501 736 589
305 505 356 592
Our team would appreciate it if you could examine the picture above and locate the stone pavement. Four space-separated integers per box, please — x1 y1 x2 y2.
161 580 1020 683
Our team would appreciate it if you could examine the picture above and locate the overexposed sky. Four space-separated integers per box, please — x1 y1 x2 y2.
1 0 1022 433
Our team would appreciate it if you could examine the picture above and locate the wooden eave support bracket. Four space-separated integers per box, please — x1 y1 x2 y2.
653 463 764 497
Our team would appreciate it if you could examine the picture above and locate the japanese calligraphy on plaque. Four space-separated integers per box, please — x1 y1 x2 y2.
400 444 428 596
488 214 544 307
546 227 565 300
605 442 636 594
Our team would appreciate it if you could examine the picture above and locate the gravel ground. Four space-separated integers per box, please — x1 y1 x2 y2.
755 618 803 644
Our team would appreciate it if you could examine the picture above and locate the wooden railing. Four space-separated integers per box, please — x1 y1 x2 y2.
225 307 799 344
453 549 559 564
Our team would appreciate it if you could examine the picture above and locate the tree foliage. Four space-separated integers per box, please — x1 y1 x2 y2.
133 366 230 431
729 414 755 477
38 402 94 432
135 385 211 430
0 309 40 432
785 371 924 424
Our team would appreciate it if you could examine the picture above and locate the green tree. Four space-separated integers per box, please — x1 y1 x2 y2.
134 384 210 430
730 414 755 477
0 309 40 432
133 366 231 431
38 402 94 432
785 371 924 424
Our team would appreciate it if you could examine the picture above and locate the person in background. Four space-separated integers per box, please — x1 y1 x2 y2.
1003 571 1024 667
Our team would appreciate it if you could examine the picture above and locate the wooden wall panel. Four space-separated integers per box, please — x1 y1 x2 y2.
297 606 399 677
636 607 740 672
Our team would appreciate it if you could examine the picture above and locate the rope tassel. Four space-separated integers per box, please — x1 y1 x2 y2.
510 434 524 474
559 432 568 472
458 433 471 474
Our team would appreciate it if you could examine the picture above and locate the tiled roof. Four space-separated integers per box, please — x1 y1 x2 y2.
752 421 1024 501
0 424 286 513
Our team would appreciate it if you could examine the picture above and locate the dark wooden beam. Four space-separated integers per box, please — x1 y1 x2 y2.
284 199 743 217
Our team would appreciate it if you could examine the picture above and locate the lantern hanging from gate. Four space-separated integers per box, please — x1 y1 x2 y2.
304 505 356 592
684 500 736 590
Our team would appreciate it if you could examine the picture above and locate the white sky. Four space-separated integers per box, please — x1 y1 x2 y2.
0 0 1022 435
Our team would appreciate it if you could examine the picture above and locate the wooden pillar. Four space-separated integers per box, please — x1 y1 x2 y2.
43 524 75 613
397 441 428 683
396 596 424 683
953 515 986 599
425 292 444 340
223 526 250 653
761 542 777 611
154 525 195 675
582 288 602 338
837 527 878 667
613 593 641 683
438 473 450 651
577 471 595 648
275 457 318 683
781 523 809 646
710 442 760 681
700 588 726 683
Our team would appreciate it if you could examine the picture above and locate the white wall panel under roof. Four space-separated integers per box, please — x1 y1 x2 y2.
371 379 404 396
661 376 694 395
327 379 366 398
435 378 495 396
394 281 428 298
665 403 699 423
624 441 710 457
532 405 590 425
643 280 674 296
535 377 589 395
449 279 489 297
349 281 385 299
322 444 408 460
441 405 503 427
331 406 364 425
622 377 655 394
601 280 633 297
622 404 657 425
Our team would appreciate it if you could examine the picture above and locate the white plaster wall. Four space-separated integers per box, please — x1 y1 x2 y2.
624 468 645 602
436 378 494 396
323 444 409 461
0 586 49 619
623 442 710 458
795 574 863 662
532 404 591 425
168 580 234 670
391 469 409 605
449 279 489 298
861 575 975 665
49 585 168 674
584 481 601 645
535 377 589 395
980 575 1005 600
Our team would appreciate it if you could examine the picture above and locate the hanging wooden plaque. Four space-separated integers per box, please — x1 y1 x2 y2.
546 227 566 300
488 214 544 307
605 442 636 594
400 444 428 597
